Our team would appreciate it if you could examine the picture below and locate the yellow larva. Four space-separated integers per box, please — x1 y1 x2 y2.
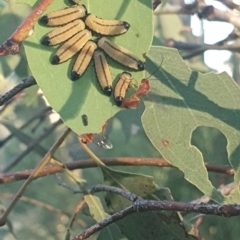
114 72 132 106
93 50 112 96
85 14 130 36
41 20 85 46
40 5 87 26
97 37 145 71
71 41 97 81
52 29 92 64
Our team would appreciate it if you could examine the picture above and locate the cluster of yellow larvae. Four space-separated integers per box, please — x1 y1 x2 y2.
39 1 144 106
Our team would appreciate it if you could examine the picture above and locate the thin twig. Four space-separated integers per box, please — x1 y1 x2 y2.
66 199 86 240
56 175 82 194
166 39 240 59
0 98 14 114
0 77 37 106
154 2 240 28
78 137 106 167
0 158 234 184
0 106 52 147
0 127 71 226
73 185 240 240
0 0 54 56
216 0 240 10
181 43 240 59
0 193 86 227
91 185 140 202
1 119 63 173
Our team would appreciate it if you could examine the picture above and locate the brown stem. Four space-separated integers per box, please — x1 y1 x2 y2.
0 0 54 56
0 158 234 184
66 199 86 239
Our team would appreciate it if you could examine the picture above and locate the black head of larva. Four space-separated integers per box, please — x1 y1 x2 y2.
137 61 145 71
115 96 123 107
103 86 112 96
71 71 80 81
51 55 60 65
41 36 50 46
39 16 49 25
123 21 130 30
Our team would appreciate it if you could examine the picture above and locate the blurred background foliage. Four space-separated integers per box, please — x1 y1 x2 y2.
0 0 239 239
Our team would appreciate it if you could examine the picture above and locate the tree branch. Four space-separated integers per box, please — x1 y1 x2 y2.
72 185 240 240
0 76 36 106
0 0 54 56
166 38 240 59
0 193 86 227
0 106 52 147
0 158 234 184
0 119 63 173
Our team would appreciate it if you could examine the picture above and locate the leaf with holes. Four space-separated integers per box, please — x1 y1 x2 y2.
142 46 240 204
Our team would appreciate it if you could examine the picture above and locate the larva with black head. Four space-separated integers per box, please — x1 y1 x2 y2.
85 14 130 36
71 41 97 81
39 5 87 27
93 50 112 96
41 20 85 46
52 29 92 64
114 72 132 106
98 37 145 71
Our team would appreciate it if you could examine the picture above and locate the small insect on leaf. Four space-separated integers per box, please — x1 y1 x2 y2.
71 41 97 81
122 79 150 109
52 29 92 64
39 5 87 27
98 37 145 71
122 56 164 109
82 114 88 126
85 14 130 36
114 72 132 106
41 20 85 46
93 50 113 96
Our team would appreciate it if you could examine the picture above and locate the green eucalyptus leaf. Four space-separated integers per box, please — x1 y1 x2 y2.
142 46 240 204
22 0 153 135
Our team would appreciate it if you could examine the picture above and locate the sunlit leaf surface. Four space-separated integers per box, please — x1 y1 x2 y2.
142 46 240 204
